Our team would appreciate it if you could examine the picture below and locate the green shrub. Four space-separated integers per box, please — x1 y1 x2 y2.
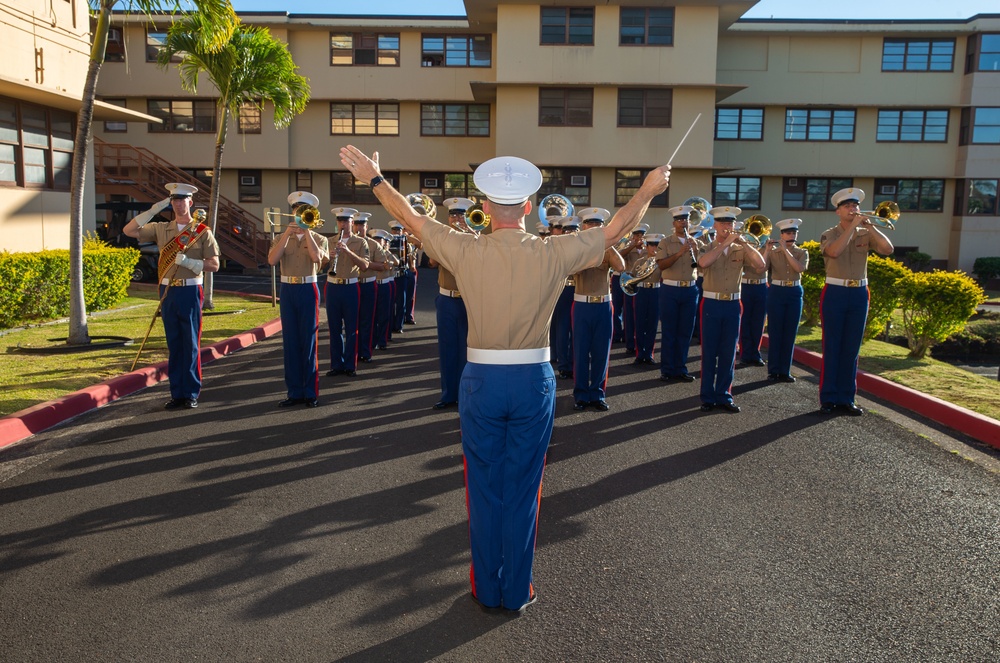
865 255 911 341
972 256 1000 284
800 240 824 325
0 241 139 330
899 270 985 359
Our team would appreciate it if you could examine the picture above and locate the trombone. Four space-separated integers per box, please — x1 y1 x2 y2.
264 205 325 230
853 201 900 230
739 214 772 249
466 202 491 233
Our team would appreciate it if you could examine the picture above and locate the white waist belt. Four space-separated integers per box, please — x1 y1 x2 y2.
573 294 612 303
327 276 359 285
661 278 696 287
377 277 395 283
637 282 660 289
468 347 550 365
771 279 801 287
742 278 767 285
439 287 462 298
280 275 318 284
703 291 741 301
359 276 376 284
161 277 203 286
826 277 868 287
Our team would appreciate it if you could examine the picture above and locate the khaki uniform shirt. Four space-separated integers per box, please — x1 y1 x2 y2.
656 234 704 282
138 220 220 280
769 245 809 282
742 262 768 282
420 223 605 350
703 241 749 294
360 237 387 280
272 230 328 277
821 224 871 281
438 265 460 292
574 255 614 297
329 234 369 279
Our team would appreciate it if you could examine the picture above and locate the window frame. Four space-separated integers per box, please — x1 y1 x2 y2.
420 103 491 137
540 7 595 46
237 101 262 135
961 107 1000 145
102 98 128 133
330 32 400 67
713 176 762 210
538 88 594 127
146 99 216 134
146 28 181 63
0 96 75 191
784 108 856 142
238 169 261 203
330 102 400 136
957 178 999 216
876 109 949 142
872 178 945 212
538 167 592 206
715 107 764 141
331 171 400 205
617 88 672 128
295 170 313 193
105 26 126 62
420 34 491 67
881 37 956 72
615 169 668 207
619 7 675 47
781 177 853 211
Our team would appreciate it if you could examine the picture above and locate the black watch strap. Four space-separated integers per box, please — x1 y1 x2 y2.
370 175 385 188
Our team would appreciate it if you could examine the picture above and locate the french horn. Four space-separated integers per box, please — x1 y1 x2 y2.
538 193 574 227
620 256 658 296
405 193 437 219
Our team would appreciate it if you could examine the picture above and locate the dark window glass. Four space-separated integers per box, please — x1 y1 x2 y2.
147 99 216 134
876 109 949 142
539 88 593 126
874 178 945 212
538 167 591 206
330 103 399 136
781 177 852 210
540 7 594 45
146 29 181 63
617 89 672 127
881 38 955 72
332 171 400 204
979 34 1000 71
785 108 855 141
0 97 73 189
620 7 674 46
238 169 261 203
421 104 490 136
715 107 763 140
966 179 998 215
615 169 668 207
238 102 261 135
330 33 399 66
713 176 761 209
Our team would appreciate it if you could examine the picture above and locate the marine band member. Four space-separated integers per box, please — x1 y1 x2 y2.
764 218 808 383
655 205 704 382
326 207 370 377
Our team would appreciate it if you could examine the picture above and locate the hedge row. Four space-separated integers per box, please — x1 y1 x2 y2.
0 237 139 330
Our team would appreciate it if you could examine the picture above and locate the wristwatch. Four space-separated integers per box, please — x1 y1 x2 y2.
370 175 385 188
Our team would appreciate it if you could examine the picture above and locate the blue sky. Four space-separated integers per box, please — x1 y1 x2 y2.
228 0 998 20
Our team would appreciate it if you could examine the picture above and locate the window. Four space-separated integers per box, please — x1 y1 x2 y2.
102 98 128 133
782 177 852 210
331 171 399 204
330 103 399 135
615 169 668 207
713 177 761 209
881 38 955 72
538 167 591 206
238 169 261 203
421 104 490 136
105 27 125 62
960 107 1000 144
237 101 261 134
296 170 312 193
876 109 948 142
873 178 944 212
181 168 213 189
146 29 181 63
147 99 216 133
968 33 1000 72
715 108 764 140
418 173 484 201
957 179 998 215
421 34 491 67
540 7 594 45
785 108 855 141
539 88 593 127
330 33 399 66
619 7 674 46
617 89 671 127
0 98 74 190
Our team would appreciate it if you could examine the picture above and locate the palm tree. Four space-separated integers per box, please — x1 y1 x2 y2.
158 16 310 309
67 0 235 345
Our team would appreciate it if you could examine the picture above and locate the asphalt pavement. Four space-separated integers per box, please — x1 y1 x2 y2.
1 271 998 662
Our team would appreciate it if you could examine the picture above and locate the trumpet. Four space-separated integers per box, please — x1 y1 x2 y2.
466 202 491 233
739 214 772 249
853 200 900 230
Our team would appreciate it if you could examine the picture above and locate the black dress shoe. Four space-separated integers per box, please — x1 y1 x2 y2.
164 398 186 410
404 319 416 325
358 356 373 363
676 374 695 382
278 397 304 408
470 594 504 615
744 358 766 367
305 399 319 408
768 373 780 381
574 401 589 411
839 403 864 416
820 402 837 414
504 590 539 617
699 403 714 412
433 400 457 410
719 402 741 413
592 400 610 411
326 369 344 376
558 371 574 379
344 370 357 377
778 374 796 383
184 398 198 409
659 374 672 382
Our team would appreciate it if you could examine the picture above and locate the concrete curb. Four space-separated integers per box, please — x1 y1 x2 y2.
0 316 281 451
762 335 1000 450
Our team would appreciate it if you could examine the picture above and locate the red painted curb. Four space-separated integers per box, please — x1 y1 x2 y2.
0 315 282 451
764 335 1000 450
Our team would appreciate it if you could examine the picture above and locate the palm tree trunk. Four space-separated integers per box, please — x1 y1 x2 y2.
66 5 113 345
203 103 229 310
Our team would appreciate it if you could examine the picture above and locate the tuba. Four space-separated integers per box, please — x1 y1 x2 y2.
538 193 574 228
466 202 491 233
295 205 324 230
854 200 900 230
405 193 437 219
620 256 658 296
740 214 772 249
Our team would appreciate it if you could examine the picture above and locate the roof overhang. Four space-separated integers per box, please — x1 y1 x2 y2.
0 73 160 122
471 81 747 104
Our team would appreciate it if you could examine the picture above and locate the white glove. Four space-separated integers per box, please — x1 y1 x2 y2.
174 253 204 275
134 198 172 228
